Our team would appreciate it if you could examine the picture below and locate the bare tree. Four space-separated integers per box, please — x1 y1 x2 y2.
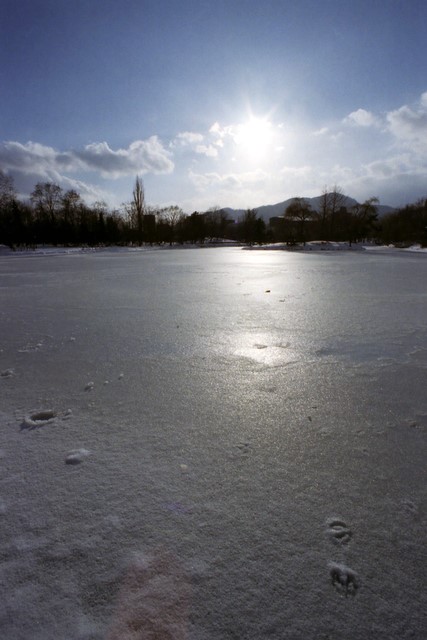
0 171 16 208
31 182 63 224
205 206 230 241
157 205 185 244
318 185 346 239
0 172 19 248
284 198 312 245
238 209 266 245
30 182 63 243
350 197 379 244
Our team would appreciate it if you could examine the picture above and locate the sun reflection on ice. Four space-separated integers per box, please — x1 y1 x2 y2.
231 332 300 367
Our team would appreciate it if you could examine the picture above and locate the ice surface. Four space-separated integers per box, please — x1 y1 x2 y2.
0 247 426 639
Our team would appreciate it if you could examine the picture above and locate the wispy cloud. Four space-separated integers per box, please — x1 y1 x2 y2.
172 131 204 146
312 127 329 137
172 131 218 157
189 168 268 190
195 144 218 157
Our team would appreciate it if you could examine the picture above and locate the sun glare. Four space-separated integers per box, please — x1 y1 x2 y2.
235 116 274 159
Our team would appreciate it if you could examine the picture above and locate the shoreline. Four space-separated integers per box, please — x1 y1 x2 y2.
1 241 426 257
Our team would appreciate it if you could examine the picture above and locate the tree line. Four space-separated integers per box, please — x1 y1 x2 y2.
240 187 427 247
0 174 236 248
0 173 426 248
272 189 381 246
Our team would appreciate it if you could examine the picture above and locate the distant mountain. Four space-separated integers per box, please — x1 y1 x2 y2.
222 195 395 223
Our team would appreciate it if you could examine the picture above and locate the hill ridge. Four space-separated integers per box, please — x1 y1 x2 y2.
222 195 394 223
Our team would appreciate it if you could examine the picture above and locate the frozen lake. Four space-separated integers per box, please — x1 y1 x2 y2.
0 247 426 639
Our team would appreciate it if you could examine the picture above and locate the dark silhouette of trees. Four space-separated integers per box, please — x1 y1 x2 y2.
131 176 145 246
284 198 312 245
0 176 129 247
59 189 83 244
380 199 427 246
0 171 16 247
184 212 206 244
349 198 379 244
30 182 64 244
0 171 15 207
2 170 427 249
236 209 266 245
317 186 346 240
142 207 157 245
204 207 230 241
156 205 185 245
0 172 33 248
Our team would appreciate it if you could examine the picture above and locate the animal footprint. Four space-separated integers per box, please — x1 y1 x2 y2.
401 498 418 516
21 410 57 430
328 562 359 596
228 442 251 460
326 517 352 544
65 449 90 465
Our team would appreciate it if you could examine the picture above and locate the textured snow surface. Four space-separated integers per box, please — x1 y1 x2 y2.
0 247 426 639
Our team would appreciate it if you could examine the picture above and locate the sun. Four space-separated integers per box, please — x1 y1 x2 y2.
234 116 274 159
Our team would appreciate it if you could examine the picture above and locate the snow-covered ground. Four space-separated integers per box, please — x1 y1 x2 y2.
0 247 426 639
247 240 427 253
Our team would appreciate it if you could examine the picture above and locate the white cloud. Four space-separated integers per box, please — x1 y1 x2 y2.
0 137 174 181
173 131 204 146
0 141 77 175
386 101 427 147
0 137 174 206
208 121 235 145
76 138 174 177
344 108 379 127
195 144 218 157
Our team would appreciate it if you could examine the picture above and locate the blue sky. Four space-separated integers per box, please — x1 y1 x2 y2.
1 0 427 212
